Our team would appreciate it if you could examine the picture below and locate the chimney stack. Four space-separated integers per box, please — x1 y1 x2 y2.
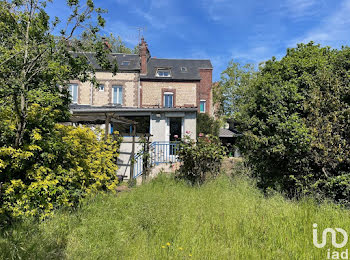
102 37 112 52
139 37 150 74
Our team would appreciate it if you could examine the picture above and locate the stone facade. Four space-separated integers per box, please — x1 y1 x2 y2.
72 72 139 107
140 81 197 108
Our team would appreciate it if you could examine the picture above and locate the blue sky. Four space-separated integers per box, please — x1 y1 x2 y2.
47 0 350 81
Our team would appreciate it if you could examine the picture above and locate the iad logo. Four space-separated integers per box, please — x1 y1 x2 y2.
313 223 349 259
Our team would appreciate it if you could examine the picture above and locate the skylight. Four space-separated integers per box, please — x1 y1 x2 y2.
121 61 130 66
156 69 171 77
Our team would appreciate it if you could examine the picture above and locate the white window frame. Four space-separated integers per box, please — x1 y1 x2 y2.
112 86 123 105
156 69 171 77
200 100 206 113
164 92 174 108
99 84 105 92
68 84 78 104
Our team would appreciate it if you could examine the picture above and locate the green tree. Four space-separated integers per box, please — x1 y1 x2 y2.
196 113 221 136
71 32 136 54
0 0 113 148
214 60 256 119
0 0 119 222
233 42 350 204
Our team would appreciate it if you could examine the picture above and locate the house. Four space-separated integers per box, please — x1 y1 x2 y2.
68 38 213 179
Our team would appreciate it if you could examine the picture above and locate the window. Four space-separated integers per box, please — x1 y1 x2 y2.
200 100 206 113
68 84 78 103
112 86 123 105
181 67 187 72
156 69 171 77
164 92 174 108
99 84 104 91
121 61 130 66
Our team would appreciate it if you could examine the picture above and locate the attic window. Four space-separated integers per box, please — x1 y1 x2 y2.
181 67 187 72
156 69 171 77
121 61 130 66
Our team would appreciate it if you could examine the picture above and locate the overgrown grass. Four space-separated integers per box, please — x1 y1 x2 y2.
1 172 350 259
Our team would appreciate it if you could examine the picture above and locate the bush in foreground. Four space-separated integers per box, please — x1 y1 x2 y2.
0 124 121 223
176 134 226 184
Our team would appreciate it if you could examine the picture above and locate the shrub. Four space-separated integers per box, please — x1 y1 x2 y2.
232 42 350 204
196 113 221 136
0 124 121 223
176 134 226 184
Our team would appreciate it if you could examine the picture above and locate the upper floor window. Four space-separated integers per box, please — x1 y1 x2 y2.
200 100 206 113
156 69 171 77
68 84 78 103
121 61 130 66
164 92 174 108
181 67 187 72
99 84 105 91
112 86 123 105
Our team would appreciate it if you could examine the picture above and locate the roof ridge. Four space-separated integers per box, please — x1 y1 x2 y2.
150 57 211 61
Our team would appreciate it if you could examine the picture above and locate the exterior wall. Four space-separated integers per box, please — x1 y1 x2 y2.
198 69 213 115
72 72 139 107
117 111 196 179
117 137 143 178
141 81 197 107
150 111 196 141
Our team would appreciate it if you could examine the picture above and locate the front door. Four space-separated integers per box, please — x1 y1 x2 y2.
169 117 182 141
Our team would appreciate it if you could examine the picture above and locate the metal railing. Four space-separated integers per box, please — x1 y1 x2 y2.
133 141 180 178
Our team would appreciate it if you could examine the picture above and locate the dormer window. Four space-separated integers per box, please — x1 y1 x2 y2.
181 67 187 72
156 69 171 77
121 61 130 66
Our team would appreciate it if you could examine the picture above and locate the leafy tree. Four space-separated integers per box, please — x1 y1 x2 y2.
71 32 136 54
214 60 256 119
196 113 221 136
233 42 350 204
0 0 119 222
0 0 114 148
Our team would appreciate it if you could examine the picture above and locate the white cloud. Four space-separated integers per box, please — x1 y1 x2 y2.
283 0 319 18
289 0 350 47
104 20 139 46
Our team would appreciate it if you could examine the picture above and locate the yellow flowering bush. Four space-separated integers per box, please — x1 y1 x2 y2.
0 124 121 222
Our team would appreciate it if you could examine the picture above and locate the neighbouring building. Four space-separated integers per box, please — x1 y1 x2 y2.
68 38 213 179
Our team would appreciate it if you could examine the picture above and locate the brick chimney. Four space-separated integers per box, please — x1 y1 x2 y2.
139 37 150 74
101 37 112 52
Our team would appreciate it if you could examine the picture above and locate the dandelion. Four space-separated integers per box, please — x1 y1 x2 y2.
161 245 166 249
178 247 183 250
189 254 192 257
166 242 171 246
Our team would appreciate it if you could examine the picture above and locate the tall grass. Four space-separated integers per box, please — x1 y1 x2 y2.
1 173 350 259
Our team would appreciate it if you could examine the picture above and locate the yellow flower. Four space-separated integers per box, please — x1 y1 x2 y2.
166 242 171 246
189 254 192 257
161 246 166 249
178 247 183 250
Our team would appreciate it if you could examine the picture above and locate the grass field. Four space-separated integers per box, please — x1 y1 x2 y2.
1 171 350 259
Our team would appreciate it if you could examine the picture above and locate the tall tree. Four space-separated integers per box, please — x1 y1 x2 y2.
0 0 113 148
214 60 256 119
71 32 136 54
233 42 350 204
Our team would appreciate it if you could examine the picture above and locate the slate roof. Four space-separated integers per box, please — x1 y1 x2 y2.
219 128 242 138
141 58 213 81
73 52 212 80
73 52 140 71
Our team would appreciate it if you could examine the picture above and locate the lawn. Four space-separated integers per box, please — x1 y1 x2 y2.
1 171 350 259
